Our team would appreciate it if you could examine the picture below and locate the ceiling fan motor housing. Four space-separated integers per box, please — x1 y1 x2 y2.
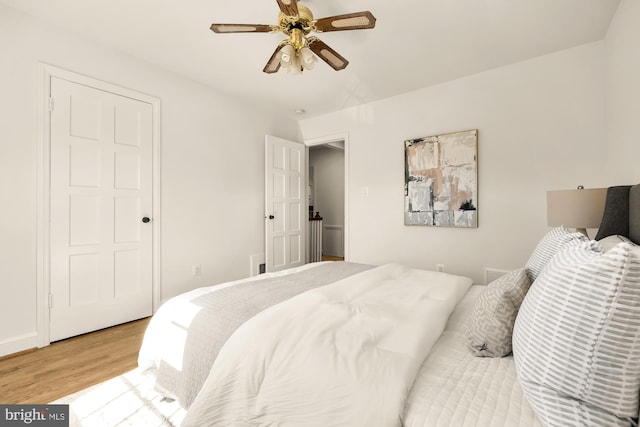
278 4 314 36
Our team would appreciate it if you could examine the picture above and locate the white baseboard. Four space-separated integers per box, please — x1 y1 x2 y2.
0 333 38 358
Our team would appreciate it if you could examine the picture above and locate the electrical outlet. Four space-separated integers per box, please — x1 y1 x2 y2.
436 264 445 272
192 264 202 277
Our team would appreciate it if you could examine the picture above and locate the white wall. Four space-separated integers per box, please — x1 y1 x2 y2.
309 147 345 256
0 5 296 355
298 42 607 284
2 1 634 356
604 0 640 184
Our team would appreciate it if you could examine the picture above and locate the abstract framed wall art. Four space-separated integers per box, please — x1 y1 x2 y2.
404 129 478 227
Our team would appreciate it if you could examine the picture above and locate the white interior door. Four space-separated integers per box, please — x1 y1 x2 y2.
265 135 306 272
49 76 153 341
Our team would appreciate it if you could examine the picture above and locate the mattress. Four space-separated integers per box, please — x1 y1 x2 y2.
404 285 542 427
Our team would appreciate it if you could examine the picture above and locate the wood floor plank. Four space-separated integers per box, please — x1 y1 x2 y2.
0 317 150 404
321 255 344 261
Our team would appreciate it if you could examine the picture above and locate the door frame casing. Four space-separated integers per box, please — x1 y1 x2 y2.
304 132 350 261
36 63 162 347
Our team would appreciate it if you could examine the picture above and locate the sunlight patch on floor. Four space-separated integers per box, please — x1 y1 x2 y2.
53 368 185 426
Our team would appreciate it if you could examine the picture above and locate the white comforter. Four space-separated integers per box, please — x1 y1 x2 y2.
182 264 472 427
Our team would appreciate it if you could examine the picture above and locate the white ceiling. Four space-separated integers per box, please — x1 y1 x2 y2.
1 0 620 118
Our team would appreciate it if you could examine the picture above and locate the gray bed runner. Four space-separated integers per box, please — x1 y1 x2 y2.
146 262 373 408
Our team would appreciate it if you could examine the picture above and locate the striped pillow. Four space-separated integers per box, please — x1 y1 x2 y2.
467 268 532 357
525 226 588 282
513 241 640 427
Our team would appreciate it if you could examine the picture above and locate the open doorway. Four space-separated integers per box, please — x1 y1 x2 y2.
307 138 346 262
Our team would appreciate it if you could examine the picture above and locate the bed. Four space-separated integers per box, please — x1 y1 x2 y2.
138 184 640 427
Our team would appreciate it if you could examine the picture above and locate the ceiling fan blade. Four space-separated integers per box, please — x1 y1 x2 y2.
308 39 349 71
210 23 274 33
263 45 284 74
276 0 298 17
314 11 376 32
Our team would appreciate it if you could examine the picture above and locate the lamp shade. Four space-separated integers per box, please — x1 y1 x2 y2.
547 187 607 233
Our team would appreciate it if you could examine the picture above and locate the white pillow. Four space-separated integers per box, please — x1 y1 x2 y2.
598 234 632 251
525 226 588 282
513 241 640 427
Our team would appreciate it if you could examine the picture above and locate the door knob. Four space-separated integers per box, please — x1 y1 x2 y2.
267 215 275 220
142 217 151 223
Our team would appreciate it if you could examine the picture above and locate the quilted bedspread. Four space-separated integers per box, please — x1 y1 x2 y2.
403 286 542 427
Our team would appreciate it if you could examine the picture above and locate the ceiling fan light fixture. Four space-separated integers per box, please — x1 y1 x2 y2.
278 42 317 74
299 47 317 70
279 44 296 65
286 56 302 75
278 44 303 75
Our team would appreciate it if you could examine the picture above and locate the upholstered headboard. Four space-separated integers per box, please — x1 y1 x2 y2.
595 184 640 245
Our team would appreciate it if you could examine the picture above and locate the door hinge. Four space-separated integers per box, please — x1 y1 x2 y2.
48 293 53 308
48 97 54 112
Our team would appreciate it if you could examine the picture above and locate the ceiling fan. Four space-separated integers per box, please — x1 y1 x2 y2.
210 0 376 74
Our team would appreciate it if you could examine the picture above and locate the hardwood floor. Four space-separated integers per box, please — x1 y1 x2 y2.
0 317 150 404
322 255 344 261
